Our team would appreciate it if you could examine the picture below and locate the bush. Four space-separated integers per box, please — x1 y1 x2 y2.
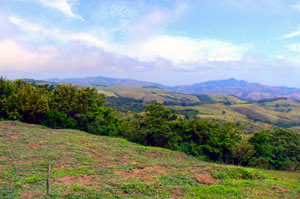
42 110 78 129
249 129 300 170
248 157 270 169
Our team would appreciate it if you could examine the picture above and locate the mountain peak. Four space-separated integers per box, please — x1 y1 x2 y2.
227 78 238 81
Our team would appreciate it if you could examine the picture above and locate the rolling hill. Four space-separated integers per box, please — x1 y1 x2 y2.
94 86 300 132
1 121 299 199
46 76 300 100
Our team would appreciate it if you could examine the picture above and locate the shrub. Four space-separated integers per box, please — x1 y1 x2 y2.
42 110 78 129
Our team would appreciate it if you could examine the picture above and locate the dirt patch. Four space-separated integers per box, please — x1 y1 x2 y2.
28 144 41 149
142 166 168 175
114 166 168 183
0 156 9 161
16 159 33 164
275 186 290 193
170 188 183 198
193 173 219 185
21 192 43 199
46 145 59 148
55 175 98 185
1 126 16 129
0 135 19 140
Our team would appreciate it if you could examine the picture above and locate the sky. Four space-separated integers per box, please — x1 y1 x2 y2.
1 0 300 87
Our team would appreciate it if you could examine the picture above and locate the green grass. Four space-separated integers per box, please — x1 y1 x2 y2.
1 121 299 198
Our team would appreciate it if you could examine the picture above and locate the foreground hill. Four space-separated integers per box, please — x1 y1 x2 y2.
1 121 299 199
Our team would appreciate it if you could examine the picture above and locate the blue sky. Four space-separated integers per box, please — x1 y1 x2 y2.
1 0 300 87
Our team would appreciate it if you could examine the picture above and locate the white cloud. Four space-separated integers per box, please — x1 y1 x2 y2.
281 29 300 39
134 36 248 66
288 43 300 52
279 3 300 39
9 16 248 69
39 0 84 20
0 40 58 72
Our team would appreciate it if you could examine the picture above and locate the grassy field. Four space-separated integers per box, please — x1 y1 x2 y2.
0 121 300 199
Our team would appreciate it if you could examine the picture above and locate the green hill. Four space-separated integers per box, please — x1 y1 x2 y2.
1 121 299 199
96 86 300 132
97 86 246 104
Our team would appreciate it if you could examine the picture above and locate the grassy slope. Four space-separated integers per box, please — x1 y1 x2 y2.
96 86 300 130
170 100 300 132
0 121 300 199
96 86 201 103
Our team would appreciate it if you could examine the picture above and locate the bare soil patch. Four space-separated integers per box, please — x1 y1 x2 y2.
16 160 33 164
21 192 43 199
143 166 168 175
0 135 19 140
170 188 183 198
1 126 16 129
28 144 41 149
193 173 219 185
0 156 9 161
114 166 168 183
55 175 99 185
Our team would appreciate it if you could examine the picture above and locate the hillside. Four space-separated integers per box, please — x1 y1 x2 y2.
46 76 300 100
169 99 300 131
95 86 300 131
97 86 247 105
48 76 167 89
1 121 300 199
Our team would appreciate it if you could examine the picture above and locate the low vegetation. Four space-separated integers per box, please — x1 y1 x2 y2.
0 121 300 198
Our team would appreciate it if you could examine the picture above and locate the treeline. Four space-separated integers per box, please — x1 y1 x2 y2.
0 78 299 171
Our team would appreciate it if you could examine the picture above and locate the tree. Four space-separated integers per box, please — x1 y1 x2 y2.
249 129 300 170
231 141 255 166
88 107 120 136
177 119 242 162
141 103 177 147
1 82 50 123
49 85 104 131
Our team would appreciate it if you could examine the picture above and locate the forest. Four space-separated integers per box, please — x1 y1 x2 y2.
1 77 300 171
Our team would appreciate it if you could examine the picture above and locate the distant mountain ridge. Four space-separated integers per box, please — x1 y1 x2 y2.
47 76 300 100
48 76 167 89
172 78 300 100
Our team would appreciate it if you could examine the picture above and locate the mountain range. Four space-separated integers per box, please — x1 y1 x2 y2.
48 76 300 100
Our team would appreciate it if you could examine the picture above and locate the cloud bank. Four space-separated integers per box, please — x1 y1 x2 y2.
1 0 300 87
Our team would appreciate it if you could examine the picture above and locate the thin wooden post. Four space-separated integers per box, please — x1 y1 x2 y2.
47 164 51 196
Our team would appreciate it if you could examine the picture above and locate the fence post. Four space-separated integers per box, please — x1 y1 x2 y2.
47 164 51 196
